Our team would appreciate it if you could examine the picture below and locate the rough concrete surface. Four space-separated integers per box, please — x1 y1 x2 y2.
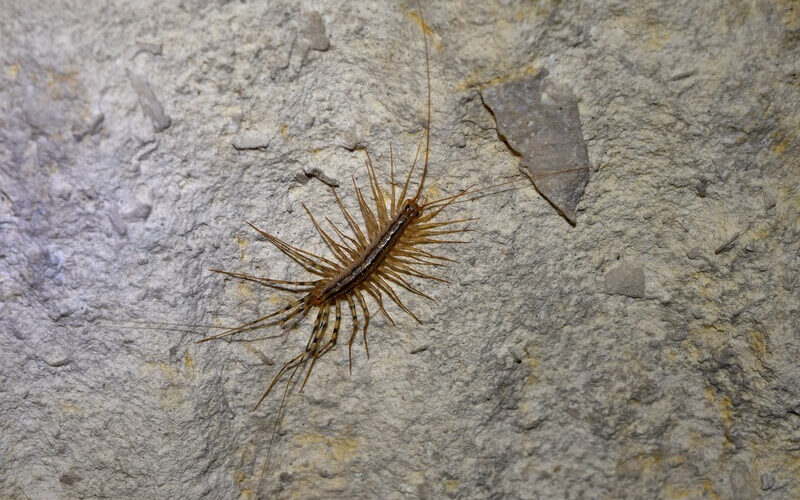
1 0 799 499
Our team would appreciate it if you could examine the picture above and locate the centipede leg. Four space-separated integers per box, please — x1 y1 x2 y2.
318 301 341 358
389 142 397 215
278 300 312 330
365 284 395 326
254 356 296 411
198 299 305 343
300 304 330 392
253 307 322 409
374 277 420 323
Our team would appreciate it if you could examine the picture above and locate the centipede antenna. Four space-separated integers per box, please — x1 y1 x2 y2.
420 175 527 209
113 320 234 331
196 300 306 342
257 359 303 494
412 0 431 203
210 268 316 293
389 142 397 215
400 141 421 203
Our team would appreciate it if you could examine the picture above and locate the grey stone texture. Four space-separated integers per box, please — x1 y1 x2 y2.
1 0 798 499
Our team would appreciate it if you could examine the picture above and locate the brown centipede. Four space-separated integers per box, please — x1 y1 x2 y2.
200 6 479 409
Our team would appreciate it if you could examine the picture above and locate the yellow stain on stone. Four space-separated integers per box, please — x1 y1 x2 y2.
160 384 189 411
404 470 426 487
457 65 540 92
426 185 443 200
60 403 84 414
231 443 259 499
139 360 181 384
704 386 735 450
747 330 768 363
645 21 674 50
287 477 347 499
185 350 193 370
689 270 715 299
788 454 800 500
703 478 721 500
46 68 81 100
772 138 788 155
703 386 715 404
774 0 800 32
752 227 769 241
136 361 191 411
664 478 719 500
444 479 459 493
281 434 357 498
686 345 701 363
525 357 539 385
237 236 248 262
294 433 360 463
7 63 19 79
236 281 254 298
664 482 700 499
407 11 442 51
699 323 727 338
242 343 270 364
280 124 288 137
267 295 286 307
616 451 663 480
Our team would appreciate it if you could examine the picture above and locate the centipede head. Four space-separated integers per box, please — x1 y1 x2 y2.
401 198 423 218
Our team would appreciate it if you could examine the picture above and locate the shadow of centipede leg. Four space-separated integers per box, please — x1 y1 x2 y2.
355 291 371 358
346 295 359 374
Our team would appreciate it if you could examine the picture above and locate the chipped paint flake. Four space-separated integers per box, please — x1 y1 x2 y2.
481 71 591 225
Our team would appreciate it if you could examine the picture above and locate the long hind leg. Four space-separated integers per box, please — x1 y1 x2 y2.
198 298 309 343
318 301 342 358
246 221 338 276
253 306 323 410
300 304 331 391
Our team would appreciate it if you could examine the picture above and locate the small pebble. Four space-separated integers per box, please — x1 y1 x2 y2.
232 132 270 150
127 70 171 132
303 11 330 52
669 68 696 81
123 202 152 221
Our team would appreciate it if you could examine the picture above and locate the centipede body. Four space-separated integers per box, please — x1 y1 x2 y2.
199 2 477 411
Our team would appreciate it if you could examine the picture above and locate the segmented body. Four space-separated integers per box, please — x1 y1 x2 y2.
313 201 421 304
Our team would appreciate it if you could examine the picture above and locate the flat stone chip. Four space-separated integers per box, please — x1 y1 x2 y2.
481 71 590 225
127 70 171 132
